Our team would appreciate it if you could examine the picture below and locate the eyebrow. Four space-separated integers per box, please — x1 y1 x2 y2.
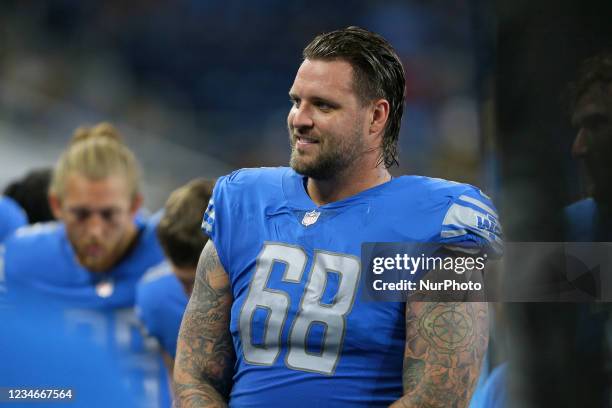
312 97 339 107
288 92 339 107
68 205 122 211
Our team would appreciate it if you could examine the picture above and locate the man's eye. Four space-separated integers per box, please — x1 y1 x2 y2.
72 209 91 221
290 99 300 108
315 102 332 110
100 209 119 222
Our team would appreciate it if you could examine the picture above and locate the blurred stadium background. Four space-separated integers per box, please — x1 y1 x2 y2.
3 1 612 406
0 0 495 210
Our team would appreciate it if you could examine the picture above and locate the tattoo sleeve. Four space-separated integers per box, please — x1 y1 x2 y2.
174 240 235 408
390 259 489 408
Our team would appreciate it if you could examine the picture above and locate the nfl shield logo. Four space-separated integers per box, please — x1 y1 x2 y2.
301 210 321 227
95 279 114 298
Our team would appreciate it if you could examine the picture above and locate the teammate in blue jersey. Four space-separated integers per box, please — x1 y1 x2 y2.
0 291 138 408
0 123 169 408
471 363 507 408
137 179 214 381
0 196 27 242
138 262 188 367
566 52 612 241
174 27 501 407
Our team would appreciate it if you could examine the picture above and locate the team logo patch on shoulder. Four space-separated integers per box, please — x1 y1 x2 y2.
302 210 321 227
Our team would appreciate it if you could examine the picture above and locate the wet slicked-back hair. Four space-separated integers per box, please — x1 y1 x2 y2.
49 123 141 199
157 178 215 268
569 51 612 110
303 26 406 168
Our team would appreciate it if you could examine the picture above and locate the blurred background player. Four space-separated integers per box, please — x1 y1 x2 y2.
472 51 612 408
565 51 612 241
136 178 215 381
0 122 170 407
3 167 55 224
0 294 138 408
0 167 55 243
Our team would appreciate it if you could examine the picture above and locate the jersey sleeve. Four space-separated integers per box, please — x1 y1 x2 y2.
135 262 173 354
135 283 164 351
439 187 503 258
201 173 234 272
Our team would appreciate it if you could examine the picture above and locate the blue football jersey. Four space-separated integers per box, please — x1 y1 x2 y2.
0 217 170 408
0 294 138 408
471 363 507 408
136 261 188 358
202 167 502 407
0 196 27 243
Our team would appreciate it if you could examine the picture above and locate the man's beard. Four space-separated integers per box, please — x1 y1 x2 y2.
289 130 363 180
71 237 117 272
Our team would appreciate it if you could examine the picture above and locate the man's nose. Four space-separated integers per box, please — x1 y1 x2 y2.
572 128 589 158
85 213 106 237
290 105 314 131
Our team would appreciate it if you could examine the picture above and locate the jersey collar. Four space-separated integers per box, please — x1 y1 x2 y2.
281 167 397 210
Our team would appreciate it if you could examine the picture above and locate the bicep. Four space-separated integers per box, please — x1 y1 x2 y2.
193 239 231 296
174 240 234 398
178 238 232 349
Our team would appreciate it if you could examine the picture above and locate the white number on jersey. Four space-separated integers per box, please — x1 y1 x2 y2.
239 243 360 375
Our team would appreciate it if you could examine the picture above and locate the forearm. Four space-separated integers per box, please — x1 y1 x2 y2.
389 368 478 408
173 380 227 408
391 301 489 408
174 312 233 407
174 313 233 407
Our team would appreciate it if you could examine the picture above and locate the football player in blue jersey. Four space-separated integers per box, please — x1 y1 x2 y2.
174 26 500 407
566 52 612 241
470 363 507 408
0 195 27 242
0 123 169 407
137 178 215 380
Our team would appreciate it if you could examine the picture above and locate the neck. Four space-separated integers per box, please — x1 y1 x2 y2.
306 164 391 206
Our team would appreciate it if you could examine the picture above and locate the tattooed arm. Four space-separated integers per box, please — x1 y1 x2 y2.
174 240 235 408
390 259 489 408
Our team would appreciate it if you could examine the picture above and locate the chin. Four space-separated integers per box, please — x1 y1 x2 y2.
289 155 309 174
84 261 104 272
290 162 316 178
78 255 108 272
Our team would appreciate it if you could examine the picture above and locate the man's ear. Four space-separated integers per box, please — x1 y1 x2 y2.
130 193 143 217
48 193 63 219
369 98 390 139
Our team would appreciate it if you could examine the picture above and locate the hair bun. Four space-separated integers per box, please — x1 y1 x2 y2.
71 122 123 145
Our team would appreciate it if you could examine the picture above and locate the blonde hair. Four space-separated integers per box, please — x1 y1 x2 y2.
49 122 141 199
